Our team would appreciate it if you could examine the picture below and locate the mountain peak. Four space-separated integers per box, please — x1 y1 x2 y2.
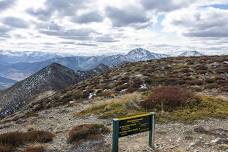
127 48 151 56
179 51 204 57
125 48 168 62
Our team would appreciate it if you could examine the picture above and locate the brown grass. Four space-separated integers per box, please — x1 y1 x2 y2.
67 124 110 144
140 86 200 111
0 130 54 152
76 93 144 118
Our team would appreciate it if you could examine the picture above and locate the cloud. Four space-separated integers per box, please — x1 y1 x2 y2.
76 43 98 46
95 34 119 43
0 0 16 12
40 26 97 40
164 7 228 38
2 17 28 28
26 8 52 21
106 6 150 27
0 26 11 37
140 0 191 12
1 0 228 55
27 0 92 20
71 11 104 23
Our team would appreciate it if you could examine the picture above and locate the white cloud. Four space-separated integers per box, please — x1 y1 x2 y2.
0 0 227 55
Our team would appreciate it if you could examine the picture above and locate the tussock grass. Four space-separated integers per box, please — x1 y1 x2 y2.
0 130 54 152
76 90 228 124
157 96 228 123
67 124 110 144
75 93 146 119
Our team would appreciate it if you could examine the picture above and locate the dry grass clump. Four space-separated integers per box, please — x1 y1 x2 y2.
24 144 45 152
25 130 54 143
67 124 110 144
0 131 54 146
0 130 54 152
140 86 200 112
76 93 145 118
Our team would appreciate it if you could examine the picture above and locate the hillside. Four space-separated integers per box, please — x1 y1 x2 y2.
49 55 228 102
0 56 227 152
0 63 109 118
4 55 225 115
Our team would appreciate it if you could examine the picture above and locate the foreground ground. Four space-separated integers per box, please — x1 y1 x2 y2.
0 92 227 152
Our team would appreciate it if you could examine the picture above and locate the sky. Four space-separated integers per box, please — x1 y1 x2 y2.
0 0 228 55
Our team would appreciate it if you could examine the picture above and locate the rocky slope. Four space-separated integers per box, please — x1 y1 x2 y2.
0 63 109 118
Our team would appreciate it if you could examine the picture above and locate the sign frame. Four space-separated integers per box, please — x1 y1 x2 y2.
112 112 155 152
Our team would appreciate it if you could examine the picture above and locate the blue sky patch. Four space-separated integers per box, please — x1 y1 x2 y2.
206 3 228 10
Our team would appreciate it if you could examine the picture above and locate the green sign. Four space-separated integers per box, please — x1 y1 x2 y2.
112 112 155 152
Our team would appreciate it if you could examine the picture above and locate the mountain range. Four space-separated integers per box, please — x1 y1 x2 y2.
179 51 204 57
0 63 109 118
0 76 16 90
0 48 169 81
0 48 205 83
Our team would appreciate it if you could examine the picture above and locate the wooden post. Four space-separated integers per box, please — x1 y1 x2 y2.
149 112 155 148
112 119 119 152
152 112 155 148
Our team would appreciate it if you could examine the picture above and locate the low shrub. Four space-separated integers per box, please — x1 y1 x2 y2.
67 124 110 143
25 130 54 143
140 86 199 111
0 130 54 152
0 132 23 146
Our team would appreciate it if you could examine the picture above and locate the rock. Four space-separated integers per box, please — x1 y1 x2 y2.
69 101 76 104
210 138 221 144
194 126 208 134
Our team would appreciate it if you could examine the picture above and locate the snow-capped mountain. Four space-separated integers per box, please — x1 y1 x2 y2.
179 51 204 57
125 48 168 62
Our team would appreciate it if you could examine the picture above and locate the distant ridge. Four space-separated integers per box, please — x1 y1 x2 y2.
0 76 16 90
179 51 204 57
0 48 168 80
